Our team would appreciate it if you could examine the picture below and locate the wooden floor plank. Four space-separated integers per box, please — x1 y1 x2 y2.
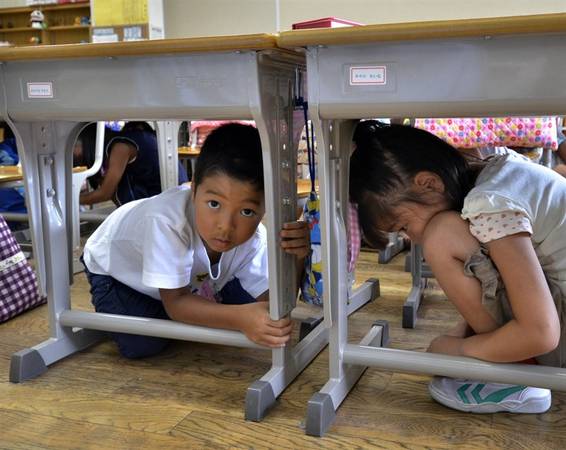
0 408 207 450
0 250 564 449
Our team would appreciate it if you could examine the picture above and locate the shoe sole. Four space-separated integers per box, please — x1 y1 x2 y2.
428 383 552 414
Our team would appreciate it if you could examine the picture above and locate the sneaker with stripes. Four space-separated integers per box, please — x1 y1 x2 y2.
429 376 552 413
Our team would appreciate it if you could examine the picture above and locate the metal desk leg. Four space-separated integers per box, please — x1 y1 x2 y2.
402 243 433 328
378 232 406 264
245 53 331 420
155 120 180 191
302 117 381 436
9 121 104 383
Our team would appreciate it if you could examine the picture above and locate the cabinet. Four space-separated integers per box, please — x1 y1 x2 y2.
0 2 90 47
91 0 163 42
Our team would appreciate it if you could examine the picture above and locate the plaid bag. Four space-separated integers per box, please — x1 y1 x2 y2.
0 216 45 323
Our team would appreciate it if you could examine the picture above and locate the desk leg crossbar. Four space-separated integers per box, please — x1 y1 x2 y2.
247 278 380 421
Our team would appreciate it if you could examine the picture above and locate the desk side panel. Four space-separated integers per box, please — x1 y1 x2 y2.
4 52 257 121
312 33 566 119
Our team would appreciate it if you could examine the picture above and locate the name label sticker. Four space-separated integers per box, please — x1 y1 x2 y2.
27 82 54 98
349 66 386 86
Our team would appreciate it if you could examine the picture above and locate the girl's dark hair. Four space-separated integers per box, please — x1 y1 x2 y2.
193 123 263 192
75 122 118 189
350 121 480 249
1 122 14 140
122 121 156 134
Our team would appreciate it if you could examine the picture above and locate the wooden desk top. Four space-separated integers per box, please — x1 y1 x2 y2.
297 179 317 198
1 163 315 199
0 165 86 183
0 165 22 183
178 143 315 197
278 13 566 48
178 146 201 156
0 33 278 61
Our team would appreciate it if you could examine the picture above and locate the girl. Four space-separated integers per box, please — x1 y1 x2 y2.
74 122 188 206
350 121 566 414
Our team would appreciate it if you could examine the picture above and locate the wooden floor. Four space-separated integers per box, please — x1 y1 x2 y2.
1 251 566 449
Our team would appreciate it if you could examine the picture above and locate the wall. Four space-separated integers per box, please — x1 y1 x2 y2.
163 0 275 38
163 0 566 38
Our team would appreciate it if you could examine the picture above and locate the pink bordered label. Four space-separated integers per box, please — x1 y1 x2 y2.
349 66 386 85
27 82 54 98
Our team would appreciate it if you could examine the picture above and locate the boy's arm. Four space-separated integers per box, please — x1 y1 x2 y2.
280 221 310 289
159 287 292 348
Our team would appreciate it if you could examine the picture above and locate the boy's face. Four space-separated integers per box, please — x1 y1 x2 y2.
193 174 265 259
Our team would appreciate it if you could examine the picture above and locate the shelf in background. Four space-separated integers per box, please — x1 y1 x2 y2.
0 1 91 46
48 25 90 31
0 3 89 14
43 3 90 12
0 27 41 33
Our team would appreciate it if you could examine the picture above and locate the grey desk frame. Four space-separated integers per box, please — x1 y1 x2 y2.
285 25 566 436
0 41 328 421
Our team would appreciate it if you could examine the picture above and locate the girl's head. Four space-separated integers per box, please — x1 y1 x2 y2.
73 123 117 167
73 123 117 189
192 123 265 257
350 121 477 248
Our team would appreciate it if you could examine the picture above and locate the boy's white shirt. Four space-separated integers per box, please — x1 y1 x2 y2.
83 185 268 301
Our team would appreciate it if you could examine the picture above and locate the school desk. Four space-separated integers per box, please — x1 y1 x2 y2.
0 34 345 422
177 145 200 178
0 165 86 186
0 165 23 185
278 12 566 436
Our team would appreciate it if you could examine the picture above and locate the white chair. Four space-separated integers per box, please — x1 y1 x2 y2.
71 122 105 250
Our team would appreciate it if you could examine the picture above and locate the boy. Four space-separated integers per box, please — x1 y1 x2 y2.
82 123 309 358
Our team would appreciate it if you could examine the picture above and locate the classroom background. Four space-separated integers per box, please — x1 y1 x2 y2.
1 1 566 449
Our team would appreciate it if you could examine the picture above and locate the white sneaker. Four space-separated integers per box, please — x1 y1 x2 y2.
428 376 551 414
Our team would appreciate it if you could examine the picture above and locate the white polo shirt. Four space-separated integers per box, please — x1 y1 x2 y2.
83 185 268 301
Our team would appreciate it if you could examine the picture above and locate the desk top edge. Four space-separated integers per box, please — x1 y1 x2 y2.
2 13 565 61
0 33 278 61
277 13 566 48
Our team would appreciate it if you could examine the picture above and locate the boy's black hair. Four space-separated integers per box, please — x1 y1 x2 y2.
350 121 479 249
193 123 263 192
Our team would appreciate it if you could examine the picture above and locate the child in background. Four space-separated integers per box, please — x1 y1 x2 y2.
554 118 566 177
74 122 188 206
0 125 26 217
82 123 309 357
350 121 566 414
